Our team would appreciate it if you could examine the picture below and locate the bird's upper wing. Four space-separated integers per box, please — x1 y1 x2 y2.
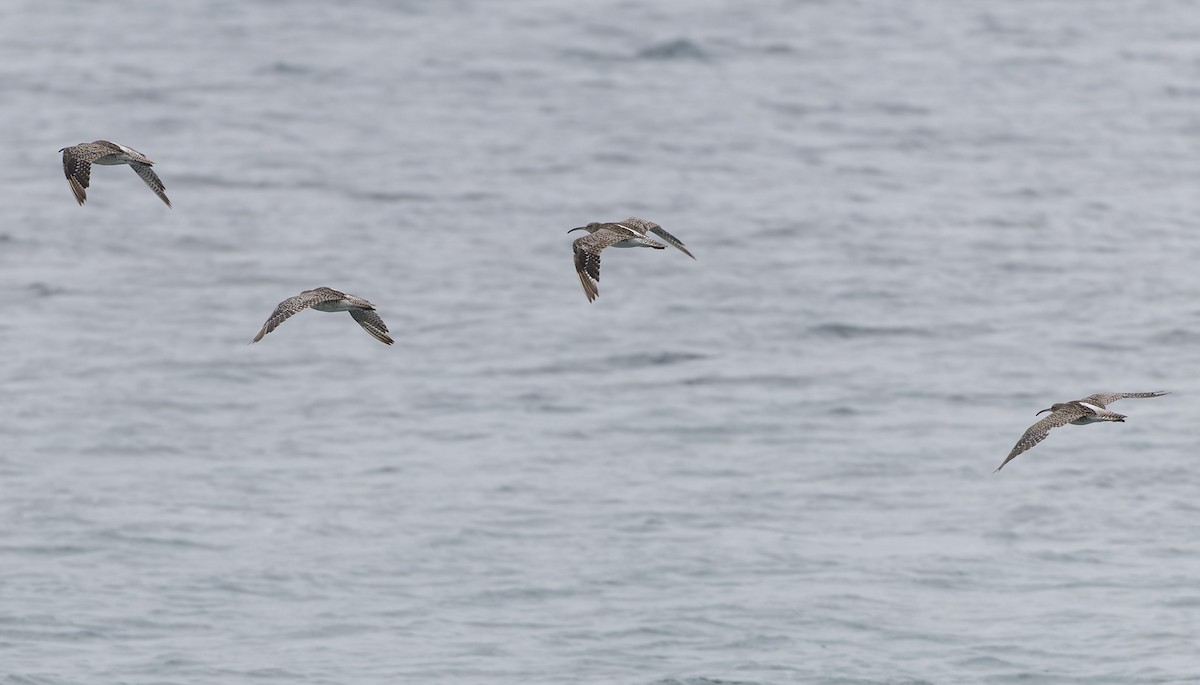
994 406 1087 472
621 217 695 259
61 144 111 205
572 228 631 302
1079 391 1169 408
349 308 394 345
130 162 171 208
251 291 330 343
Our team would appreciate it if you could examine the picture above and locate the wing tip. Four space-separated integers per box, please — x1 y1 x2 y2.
365 323 395 345
577 270 598 302
68 179 87 206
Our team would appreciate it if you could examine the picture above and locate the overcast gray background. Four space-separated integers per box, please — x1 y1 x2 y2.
1 1 1199 683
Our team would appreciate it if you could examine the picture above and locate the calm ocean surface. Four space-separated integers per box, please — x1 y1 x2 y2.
2 1 1199 683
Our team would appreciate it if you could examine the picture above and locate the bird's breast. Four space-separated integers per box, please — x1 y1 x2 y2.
312 300 354 313
612 238 649 248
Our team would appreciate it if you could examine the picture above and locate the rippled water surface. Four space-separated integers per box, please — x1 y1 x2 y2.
2 1 1200 683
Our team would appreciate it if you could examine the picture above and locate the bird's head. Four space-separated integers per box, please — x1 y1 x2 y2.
567 222 602 234
1036 402 1069 416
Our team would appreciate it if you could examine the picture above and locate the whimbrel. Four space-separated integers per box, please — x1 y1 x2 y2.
995 391 1168 472
252 287 394 345
59 140 171 207
568 216 695 302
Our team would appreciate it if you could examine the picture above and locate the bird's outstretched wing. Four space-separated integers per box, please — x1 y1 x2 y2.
130 162 171 208
620 216 695 259
1079 391 1169 409
349 308 394 345
573 228 638 302
60 144 111 206
251 290 341 343
995 406 1087 473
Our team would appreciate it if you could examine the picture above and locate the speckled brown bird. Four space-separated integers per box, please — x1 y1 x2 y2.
568 217 695 302
995 392 1169 472
59 140 171 207
251 287 394 345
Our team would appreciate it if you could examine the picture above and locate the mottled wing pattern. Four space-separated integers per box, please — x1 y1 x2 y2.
251 290 338 343
573 228 633 302
1080 391 1169 408
307 287 347 300
623 216 695 259
995 406 1088 473
130 162 171 207
60 144 110 206
349 308 395 345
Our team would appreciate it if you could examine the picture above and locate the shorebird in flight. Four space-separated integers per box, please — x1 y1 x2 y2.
995 391 1168 472
59 140 171 207
252 287 394 345
569 216 695 302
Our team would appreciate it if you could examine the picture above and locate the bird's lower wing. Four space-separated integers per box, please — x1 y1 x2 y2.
573 246 604 302
995 409 1082 472
252 295 316 343
349 308 394 345
130 162 171 207
576 267 599 302
573 231 627 303
62 154 92 206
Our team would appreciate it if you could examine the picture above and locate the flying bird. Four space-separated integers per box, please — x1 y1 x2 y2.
995 391 1168 472
568 216 694 302
252 287 394 345
59 140 171 207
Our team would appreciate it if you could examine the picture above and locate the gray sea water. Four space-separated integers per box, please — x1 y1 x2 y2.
2 1 1200 683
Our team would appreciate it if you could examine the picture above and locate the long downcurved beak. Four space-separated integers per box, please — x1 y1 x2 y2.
1035 407 1052 416
567 226 587 234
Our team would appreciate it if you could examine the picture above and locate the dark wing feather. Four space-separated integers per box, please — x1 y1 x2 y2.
61 145 108 206
1079 391 1168 408
130 162 171 207
994 406 1087 473
349 308 394 345
251 292 327 343
622 217 695 259
572 228 629 302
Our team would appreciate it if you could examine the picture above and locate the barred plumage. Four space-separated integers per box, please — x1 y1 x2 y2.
567 216 693 302
995 391 1168 472
252 287 394 345
59 140 171 207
